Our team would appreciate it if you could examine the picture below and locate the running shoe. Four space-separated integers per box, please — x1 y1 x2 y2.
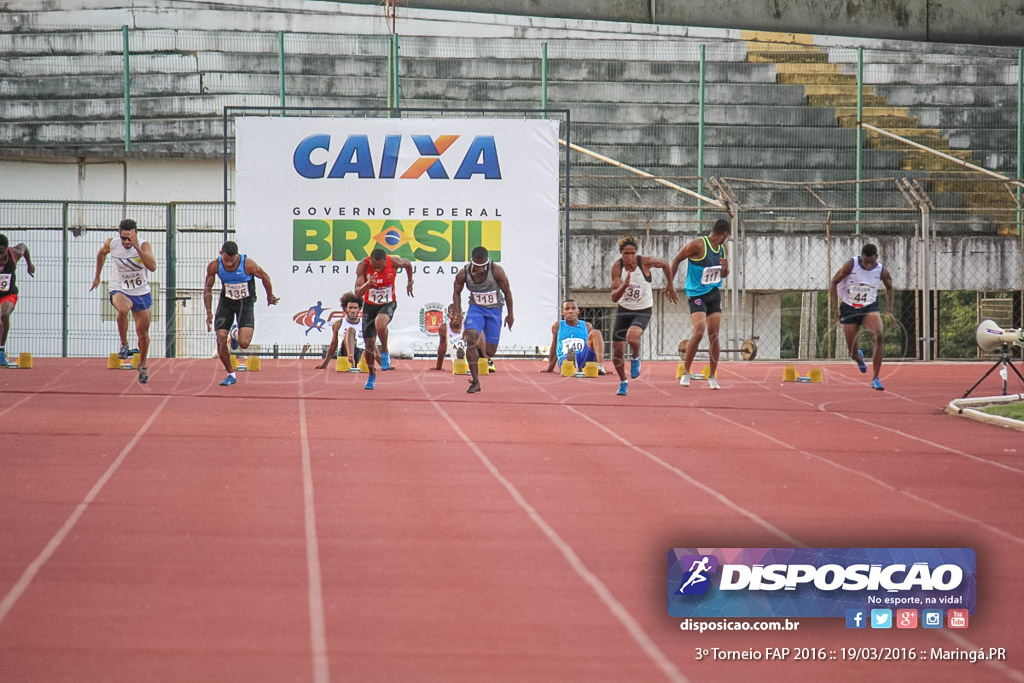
380 351 393 371
467 380 481 394
138 366 149 384
118 343 131 360
597 363 607 376
219 375 237 386
616 380 628 396
364 374 376 390
856 349 867 374
708 376 721 390
0 349 7 367
679 372 691 387
630 358 641 379
871 377 884 391
487 359 496 373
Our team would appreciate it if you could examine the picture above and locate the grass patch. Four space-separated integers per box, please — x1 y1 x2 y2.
982 402 1024 421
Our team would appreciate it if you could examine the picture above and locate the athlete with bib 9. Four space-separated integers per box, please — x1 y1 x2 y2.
829 243 895 391
90 219 156 384
204 241 279 387
354 248 414 390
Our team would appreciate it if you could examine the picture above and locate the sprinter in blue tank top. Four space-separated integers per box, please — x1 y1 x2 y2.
671 218 731 390
542 299 606 375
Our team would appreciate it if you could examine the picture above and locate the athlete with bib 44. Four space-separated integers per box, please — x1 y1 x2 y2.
204 241 279 387
829 243 895 391
354 248 414 390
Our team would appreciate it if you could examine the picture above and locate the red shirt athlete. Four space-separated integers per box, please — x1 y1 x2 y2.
353 248 414 387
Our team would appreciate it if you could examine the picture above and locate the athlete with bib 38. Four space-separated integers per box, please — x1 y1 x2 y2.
204 240 279 387
830 243 895 391
354 248 414 390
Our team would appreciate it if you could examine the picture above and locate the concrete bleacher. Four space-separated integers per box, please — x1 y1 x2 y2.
0 1 1019 227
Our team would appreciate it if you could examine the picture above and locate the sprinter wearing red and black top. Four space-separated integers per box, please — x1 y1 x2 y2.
0 233 35 367
353 248 414 389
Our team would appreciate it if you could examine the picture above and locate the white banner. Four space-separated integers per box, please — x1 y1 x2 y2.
235 117 560 355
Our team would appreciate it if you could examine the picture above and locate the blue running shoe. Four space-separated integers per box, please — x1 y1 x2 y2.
364 374 376 390
0 349 7 367
380 351 393 371
617 380 628 396
630 358 641 379
856 350 867 374
220 375 237 386
871 377 884 391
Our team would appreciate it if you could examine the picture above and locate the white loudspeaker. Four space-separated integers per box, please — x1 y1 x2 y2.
975 319 1024 353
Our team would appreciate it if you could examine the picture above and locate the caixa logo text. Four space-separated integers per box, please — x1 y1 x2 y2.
293 134 501 180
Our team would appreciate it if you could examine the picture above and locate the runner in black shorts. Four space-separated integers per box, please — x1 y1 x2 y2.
204 241 279 387
609 235 678 396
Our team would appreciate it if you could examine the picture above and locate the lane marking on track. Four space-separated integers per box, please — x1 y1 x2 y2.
297 367 330 683
0 392 172 627
419 375 688 683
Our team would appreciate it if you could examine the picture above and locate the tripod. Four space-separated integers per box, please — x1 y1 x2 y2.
963 343 1024 398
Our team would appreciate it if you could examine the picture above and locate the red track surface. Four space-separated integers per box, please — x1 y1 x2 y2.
1 359 1022 682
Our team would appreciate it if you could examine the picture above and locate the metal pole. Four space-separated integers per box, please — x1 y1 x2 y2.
1017 48 1022 236
563 113 571 302
732 208 741 360
386 35 393 112
855 47 863 235
920 204 932 360
541 43 548 118
122 25 131 151
697 45 706 227
392 33 401 111
165 203 177 358
62 202 69 357
223 108 230 241
278 31 286 114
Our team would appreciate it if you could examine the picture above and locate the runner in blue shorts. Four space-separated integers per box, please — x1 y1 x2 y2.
452 246 514 394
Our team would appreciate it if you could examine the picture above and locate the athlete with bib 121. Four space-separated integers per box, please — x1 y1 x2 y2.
204 240 279 387
353 248 414 390
829 243 895 391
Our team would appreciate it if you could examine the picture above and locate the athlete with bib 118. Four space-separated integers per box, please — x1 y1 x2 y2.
452 247 514 394
829 243 895 391
204 240 279 387
353 248 414 390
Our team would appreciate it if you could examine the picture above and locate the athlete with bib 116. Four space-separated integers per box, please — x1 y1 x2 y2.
204 241 279 387
353 248 414 390
829 243 895 391
90 219 156 384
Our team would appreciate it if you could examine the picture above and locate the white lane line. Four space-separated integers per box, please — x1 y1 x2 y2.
297 368 330 683
425 394 688 683
0 393 172 626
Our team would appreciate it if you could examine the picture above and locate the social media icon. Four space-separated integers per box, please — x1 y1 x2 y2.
922 609 943 628
870 609 892 629
948 609 969 629
846 609 867 629
896 609 918 628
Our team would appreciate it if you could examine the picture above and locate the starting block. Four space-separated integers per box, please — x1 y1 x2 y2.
357 356 369 373
560 358 577 377
677 364 709 380
582 361 599 378
336 356 351 372
4 352 32 369
108 352 139 369
231 355 261 372
452 358 469 375
478 358 490 375
784 365 823 383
